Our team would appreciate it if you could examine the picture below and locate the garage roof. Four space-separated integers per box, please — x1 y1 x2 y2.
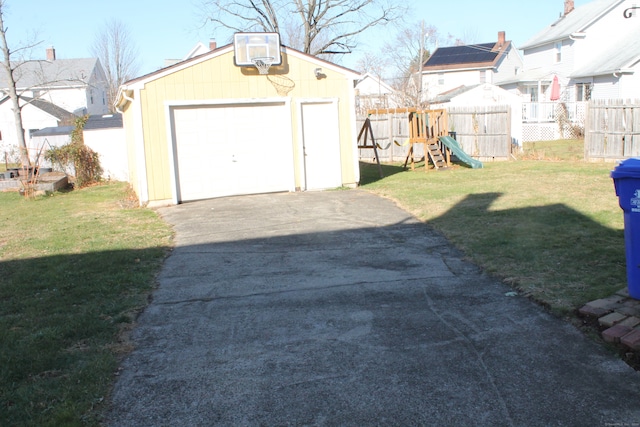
115 43 361 111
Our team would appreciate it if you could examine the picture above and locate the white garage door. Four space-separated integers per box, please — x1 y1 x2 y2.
172 102 294 202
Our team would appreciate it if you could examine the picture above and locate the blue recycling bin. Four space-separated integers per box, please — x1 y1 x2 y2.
611 158 640 299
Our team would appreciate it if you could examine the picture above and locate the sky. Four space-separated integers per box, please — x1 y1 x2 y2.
3 0 591 77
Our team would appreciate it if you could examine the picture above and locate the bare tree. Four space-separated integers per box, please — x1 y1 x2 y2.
379 20 439 107
354 51 387 79
0 0 36 166
200 0 405 56
91 19 140 112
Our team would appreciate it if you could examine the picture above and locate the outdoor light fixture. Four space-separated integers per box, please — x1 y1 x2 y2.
314 68 323 78
623 7 640 18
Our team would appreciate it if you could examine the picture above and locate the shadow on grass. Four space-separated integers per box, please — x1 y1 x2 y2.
359 161 407 185
0 246 169 427
428 192 626 312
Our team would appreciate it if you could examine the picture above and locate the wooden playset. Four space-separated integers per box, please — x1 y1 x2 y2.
358 108 452 173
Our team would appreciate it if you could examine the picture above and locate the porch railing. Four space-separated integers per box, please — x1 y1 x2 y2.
522 101 587 123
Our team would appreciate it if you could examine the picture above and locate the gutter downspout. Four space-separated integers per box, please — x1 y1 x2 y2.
115 90 134 114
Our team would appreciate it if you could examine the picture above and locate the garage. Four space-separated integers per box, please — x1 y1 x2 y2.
171 101 294 202
116 40 361 207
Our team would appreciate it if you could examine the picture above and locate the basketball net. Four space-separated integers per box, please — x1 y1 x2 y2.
252 57 274 75
267 75 295 96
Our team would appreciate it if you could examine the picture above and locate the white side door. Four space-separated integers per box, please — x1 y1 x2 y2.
300 101 342 191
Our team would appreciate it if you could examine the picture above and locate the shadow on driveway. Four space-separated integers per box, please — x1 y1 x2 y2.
106 190 640 426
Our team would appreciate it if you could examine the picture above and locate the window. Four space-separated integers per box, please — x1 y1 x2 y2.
555 42 562 63
90 89 94 104
528 86 538 102
576 83 592 101
479 70 487 83
438 73 444 85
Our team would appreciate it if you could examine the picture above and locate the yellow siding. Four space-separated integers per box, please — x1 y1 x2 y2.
138 49 357 202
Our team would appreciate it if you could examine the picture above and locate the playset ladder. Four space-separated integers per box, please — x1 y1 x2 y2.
427 142 448 170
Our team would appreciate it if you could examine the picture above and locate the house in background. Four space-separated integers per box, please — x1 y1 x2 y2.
509 0 640 102
0 47 109 117
430 83 523 147
354 72 396 114
0 47 109 153
0 95 75 160
496 0 640 140
115 36 361 206
421 31 523 103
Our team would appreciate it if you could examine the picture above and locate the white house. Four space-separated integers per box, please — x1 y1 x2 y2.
0 96 75 162
500 0 640 103
354 72 396 114
493 0 640 141
430 83 523 146
421 31 524 102
0 47 110 116
0 47 109 154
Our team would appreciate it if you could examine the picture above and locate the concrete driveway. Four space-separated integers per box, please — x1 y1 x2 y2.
106 190 640 426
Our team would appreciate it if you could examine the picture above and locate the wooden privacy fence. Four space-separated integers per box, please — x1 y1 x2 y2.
357 105 512 162
447 105 511 160
585 99 640 161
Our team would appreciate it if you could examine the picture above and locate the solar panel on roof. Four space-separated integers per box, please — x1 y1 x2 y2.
425 43 498 67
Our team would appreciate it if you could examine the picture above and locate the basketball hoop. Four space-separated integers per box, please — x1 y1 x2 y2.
252 57 275 75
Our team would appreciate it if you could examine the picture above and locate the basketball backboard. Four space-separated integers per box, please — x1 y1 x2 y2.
233 32 282 67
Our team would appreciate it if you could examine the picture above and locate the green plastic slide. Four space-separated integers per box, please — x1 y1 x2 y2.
438 136 483 169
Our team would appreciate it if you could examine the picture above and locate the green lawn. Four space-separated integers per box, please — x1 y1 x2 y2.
521 138 585 161
0 182 172 426
0 163 20 172
360 140 625 316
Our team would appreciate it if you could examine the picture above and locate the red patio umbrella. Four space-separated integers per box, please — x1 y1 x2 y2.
550 75 561 101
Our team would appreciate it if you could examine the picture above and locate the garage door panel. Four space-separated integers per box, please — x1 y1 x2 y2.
172 103 293 202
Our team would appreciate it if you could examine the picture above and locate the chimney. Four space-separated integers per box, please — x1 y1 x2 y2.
46 46 56 61
498 31 506 47
209 39 217 51
564 0 575 15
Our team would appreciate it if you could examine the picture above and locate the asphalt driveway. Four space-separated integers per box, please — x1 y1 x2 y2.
106 190 640 426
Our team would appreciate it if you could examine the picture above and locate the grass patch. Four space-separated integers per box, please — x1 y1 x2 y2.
360 141 625 316
520 139 585 161
0 163 20 172
0 182 172 426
